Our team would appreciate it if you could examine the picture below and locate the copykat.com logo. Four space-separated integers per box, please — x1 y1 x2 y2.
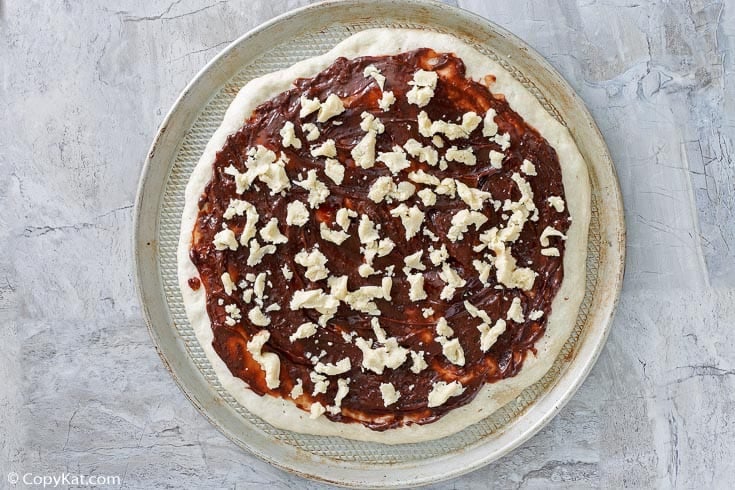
7 471 121 487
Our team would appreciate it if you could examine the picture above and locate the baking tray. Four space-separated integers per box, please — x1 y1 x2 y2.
133 0 625 487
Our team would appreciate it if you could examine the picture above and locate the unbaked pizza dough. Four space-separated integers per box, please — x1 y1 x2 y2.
177 28 590 444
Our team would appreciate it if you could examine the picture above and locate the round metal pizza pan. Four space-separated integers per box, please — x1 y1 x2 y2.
133 0 625 487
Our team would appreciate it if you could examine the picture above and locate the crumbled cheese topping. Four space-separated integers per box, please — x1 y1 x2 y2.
309 401 326 419
417 111 480 140
377 146 411 174
316 94 346 123
447 210 488 242
456 181 492 210
407 273 427 301
378 91 396 111
438 337 465 366
327 378 350 415
540 226 568 247
482 108 498 137
529 310 544 321
335 208 357 230
310 139 337 158
410 350 428 373
427 381 464 408
224 303 241 326
547 196 565 212
429 244 449 266
478 319 506 352
390 204 424 240
295 248 329 281
445 146 476 166
302 122 320 141
280 121 302 149
299 95 321 118
521 159 537 176
403 250 426 274
290 379 303 399
320 222 350 245
259 217 287 244
408 169 441 186
404 138 439 166
506 297 525 323
324 158 345 185
289 322 318 342
286 201 309 226
213 228 238 251
221 272 236 295
541 247 560 257
247 330 281 389
248 305 270 326
436 317 454 337
314 358 351 376
417 188 437 206
364 64 386 90
246 239 276 266
380 382 401 406
295 169 330 208
351 130 377 169
406 69 438 107
355 336 408 374
489 150 505 169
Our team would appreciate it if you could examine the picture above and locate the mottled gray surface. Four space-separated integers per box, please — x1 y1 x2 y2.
1 0 734 488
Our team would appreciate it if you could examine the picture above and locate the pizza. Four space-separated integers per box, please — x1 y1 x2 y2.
177 28 590 444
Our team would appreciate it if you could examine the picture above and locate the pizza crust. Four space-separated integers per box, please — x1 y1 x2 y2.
177 28 590 444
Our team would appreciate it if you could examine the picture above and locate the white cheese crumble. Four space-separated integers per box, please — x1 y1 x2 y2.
418 188 437 206
221 272 236 295
295 169 330 208
380 382 401 407
302 122 320 141
377 146 411 174
407 273 427 301
473 259 492 286
439 263 466 300
316 94 346 123
529 310 544 321
358 214 380 244
246 239 276 266
323 158 345 185
406 69 438 107
335 207 357 230
404 138 439 166
427 381 465 408
390 204 425 240
310 139 337 158
417 111 480 140
438 337 465 366
507 297 525 323
378 90 396 111
541 247 560 257
259 217 287 244
540 226 568 247
290 379 303 399
286 200 309 226
521 159 537 176
489 150 505 169
447 210 488 242
289 322 318 342
436 317 454 337
319 222 350 245
354 336 408 374
213 228 238 251
477 319 507 352
363 64 386 90
434 177 457 197
351 130 377 169
224 303 241 326
456 181 492 210
294 248 329 282
246 330 280 389
410 350 428 373
299 95 321 118
547 196 566 212
315 358 351 376
482 108 498 137
429 244 449 266
289 289 339 320
281 264 293 281
248 306 270 327
279 121 302 149
445 146 476 166
403 250 426 274
422 307 435 318
309 402 326 419
408 169 441 186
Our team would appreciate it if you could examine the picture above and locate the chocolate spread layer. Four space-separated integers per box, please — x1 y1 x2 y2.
189 48 571 430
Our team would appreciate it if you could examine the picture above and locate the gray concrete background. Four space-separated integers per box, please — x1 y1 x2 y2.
2 0 734 488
